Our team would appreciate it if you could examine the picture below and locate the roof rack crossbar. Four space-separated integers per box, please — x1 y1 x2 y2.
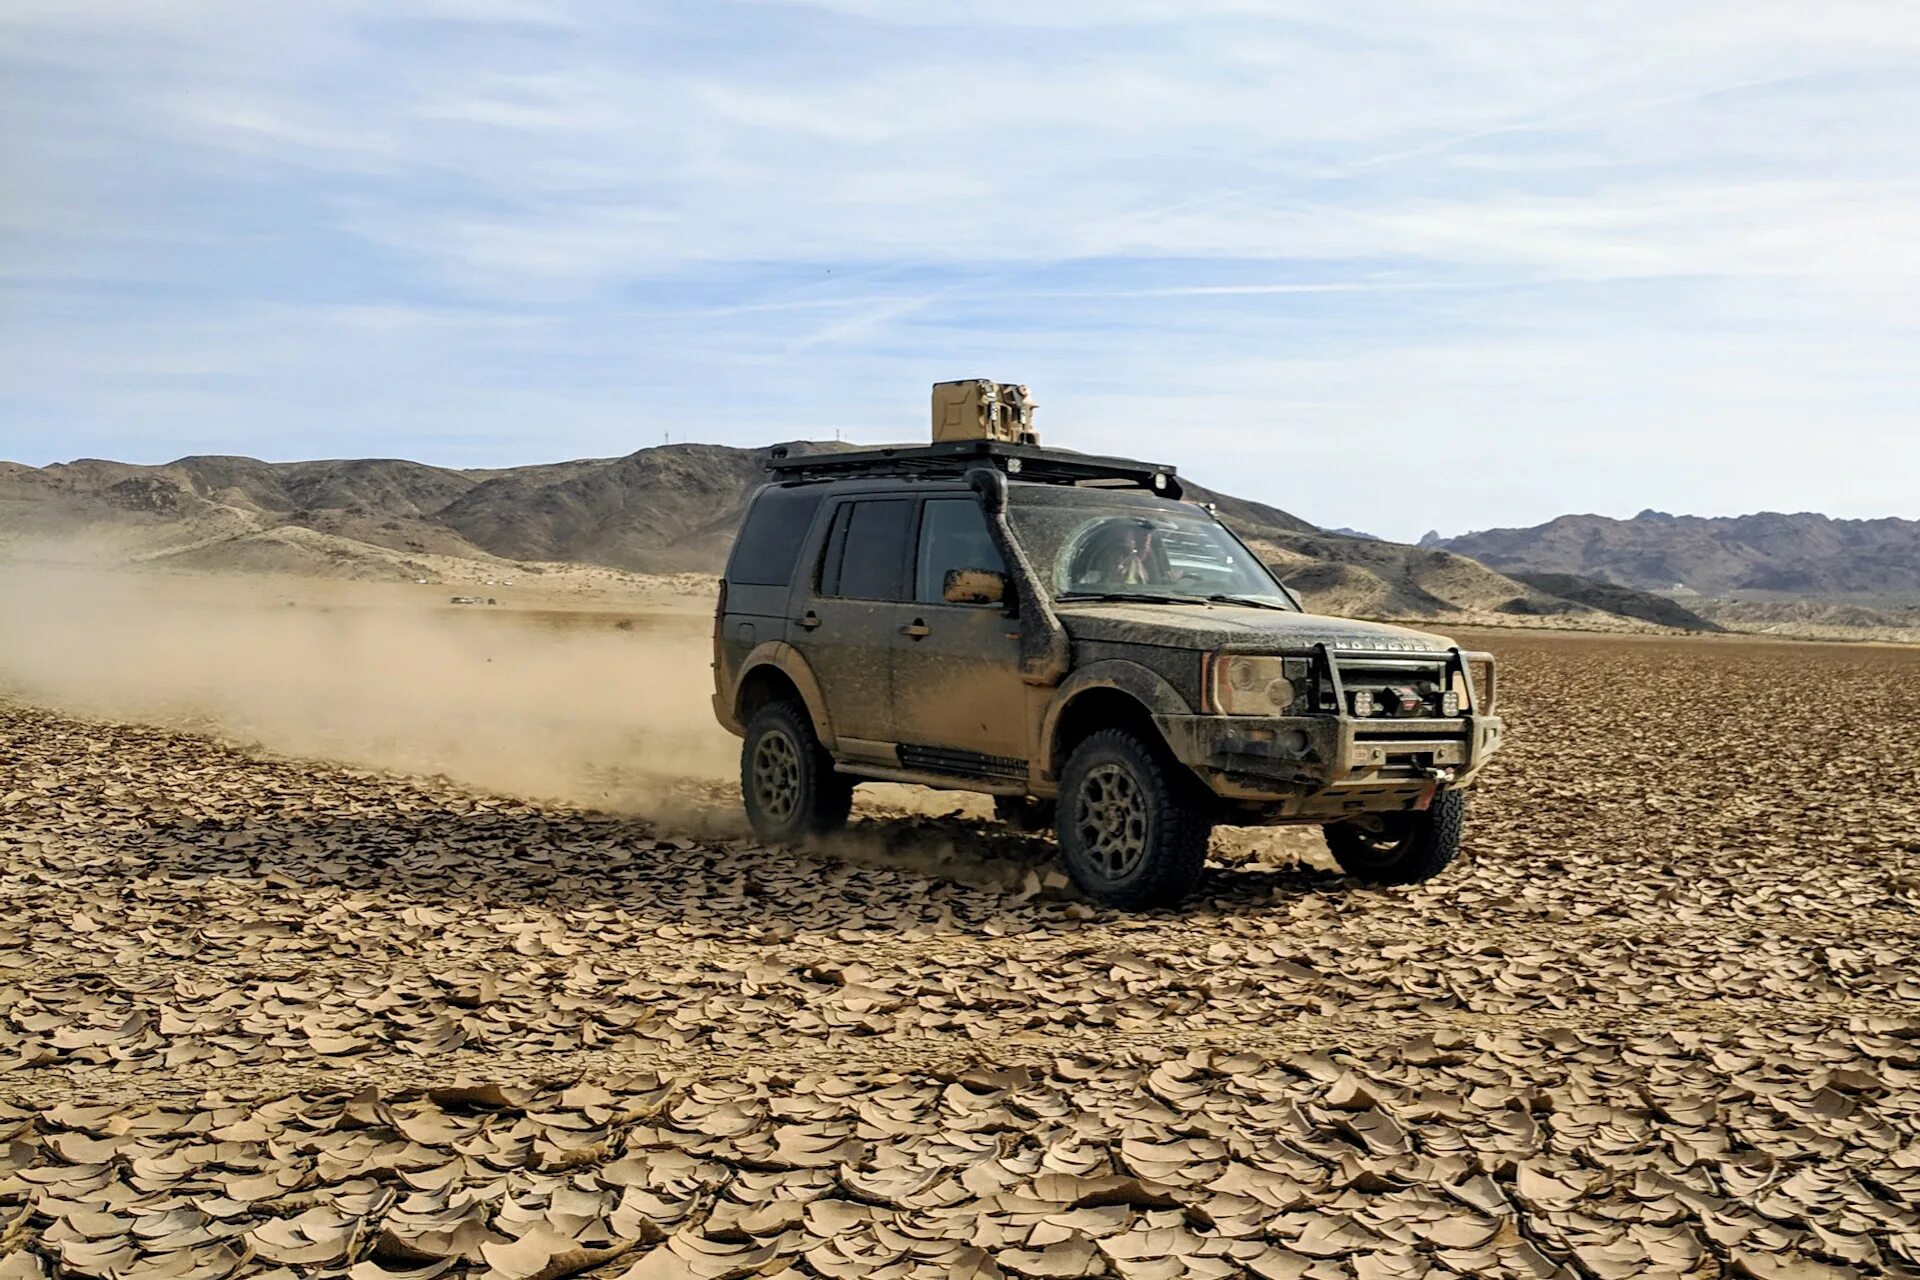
766 440 1181 497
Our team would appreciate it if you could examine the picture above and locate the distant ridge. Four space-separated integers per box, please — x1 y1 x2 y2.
1432 509 1920 597
0 443 1876 635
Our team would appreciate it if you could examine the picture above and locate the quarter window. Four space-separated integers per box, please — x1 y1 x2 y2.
727 485 828 587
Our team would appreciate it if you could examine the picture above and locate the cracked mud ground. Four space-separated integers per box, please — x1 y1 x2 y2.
3 633 1918 1279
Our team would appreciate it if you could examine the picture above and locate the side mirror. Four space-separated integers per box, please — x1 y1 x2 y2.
944 568 1007 606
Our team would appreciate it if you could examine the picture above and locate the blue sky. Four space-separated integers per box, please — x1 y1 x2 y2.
3 1 1918 540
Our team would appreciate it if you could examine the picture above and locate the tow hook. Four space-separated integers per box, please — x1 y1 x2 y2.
1413 766 1456 812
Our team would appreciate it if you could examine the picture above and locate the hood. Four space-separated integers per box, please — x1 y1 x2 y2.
1053 602 1457 653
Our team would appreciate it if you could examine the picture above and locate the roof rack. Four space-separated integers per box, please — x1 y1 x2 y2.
766 440 1182 498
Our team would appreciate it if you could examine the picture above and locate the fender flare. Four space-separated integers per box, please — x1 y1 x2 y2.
729 642 836 748
1038 659 1194 779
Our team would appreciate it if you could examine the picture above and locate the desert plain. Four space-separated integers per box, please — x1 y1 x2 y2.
1 571 1917 1280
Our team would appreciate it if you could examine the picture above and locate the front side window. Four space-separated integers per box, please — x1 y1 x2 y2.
819 498 913 600
1006 489 1295 608
915 498 1008 603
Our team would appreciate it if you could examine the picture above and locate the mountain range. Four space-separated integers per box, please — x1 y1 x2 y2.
4 445 1909 639
1428 510 1920 598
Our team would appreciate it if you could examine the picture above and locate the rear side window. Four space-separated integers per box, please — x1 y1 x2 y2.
819 499 912 600
728 486 827 586
916 497 1007 603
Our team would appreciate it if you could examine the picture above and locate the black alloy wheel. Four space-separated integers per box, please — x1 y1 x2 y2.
1056 728 1212 908
1323 790 1466 885
740 701 853 843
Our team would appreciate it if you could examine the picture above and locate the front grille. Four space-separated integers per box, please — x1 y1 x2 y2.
1323 659 1455 719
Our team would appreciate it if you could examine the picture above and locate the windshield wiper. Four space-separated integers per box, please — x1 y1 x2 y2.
1203 594 1296 612
1054 591 1212 606
1054 590 1296 610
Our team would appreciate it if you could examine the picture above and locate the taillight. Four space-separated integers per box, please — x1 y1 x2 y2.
712 581 727 669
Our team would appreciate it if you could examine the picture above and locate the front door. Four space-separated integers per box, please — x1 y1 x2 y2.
890 496 1031 770
791 496 915 755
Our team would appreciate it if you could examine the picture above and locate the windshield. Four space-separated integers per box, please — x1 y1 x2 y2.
1006 487 1297 609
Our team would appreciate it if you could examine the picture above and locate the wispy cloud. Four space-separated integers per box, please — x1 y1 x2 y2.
3 0 1918 538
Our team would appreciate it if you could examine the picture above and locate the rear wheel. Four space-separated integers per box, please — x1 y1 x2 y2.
1057 728 1212 908
1323 791 1466 885
741 701 853 843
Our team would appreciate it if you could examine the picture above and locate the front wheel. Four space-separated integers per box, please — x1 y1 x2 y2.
1323 790 1466 885
1057 729 1212 908
741 702 853 843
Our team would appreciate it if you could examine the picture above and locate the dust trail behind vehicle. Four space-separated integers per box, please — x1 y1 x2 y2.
0 563 744 820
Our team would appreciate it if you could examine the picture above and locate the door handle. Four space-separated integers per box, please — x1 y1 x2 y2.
901 619 931 638
798 611 822 630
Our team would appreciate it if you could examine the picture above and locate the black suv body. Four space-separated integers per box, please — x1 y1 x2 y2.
713 442 1503 905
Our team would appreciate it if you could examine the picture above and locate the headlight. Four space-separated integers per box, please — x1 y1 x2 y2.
1439 689 1461 716
1208 654 1306 716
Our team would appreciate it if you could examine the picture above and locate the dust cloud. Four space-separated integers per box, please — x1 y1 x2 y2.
0 564 742 820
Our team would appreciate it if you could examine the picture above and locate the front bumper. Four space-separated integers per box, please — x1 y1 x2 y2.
1154 641 1504 817
1155 710 1505 812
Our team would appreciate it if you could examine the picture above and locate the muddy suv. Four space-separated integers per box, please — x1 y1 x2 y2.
712 440 1503 907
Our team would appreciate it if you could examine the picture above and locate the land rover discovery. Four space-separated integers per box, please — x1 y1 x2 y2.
712 389 1503 907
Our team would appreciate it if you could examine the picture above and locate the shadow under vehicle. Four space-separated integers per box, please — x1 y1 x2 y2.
712 382 1504 907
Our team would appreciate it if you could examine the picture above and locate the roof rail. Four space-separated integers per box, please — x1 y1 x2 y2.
766 440 1182 498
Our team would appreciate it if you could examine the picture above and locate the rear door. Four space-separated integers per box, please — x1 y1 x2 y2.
890 495 1030 770
792 496 916 757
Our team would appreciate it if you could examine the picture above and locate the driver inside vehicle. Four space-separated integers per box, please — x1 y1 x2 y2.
1069 518 1171 590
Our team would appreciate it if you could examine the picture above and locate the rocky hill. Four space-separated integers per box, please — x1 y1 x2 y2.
1430 510 1920 597
433 442 856 573
0 444 1764 633
1504 572 1723 633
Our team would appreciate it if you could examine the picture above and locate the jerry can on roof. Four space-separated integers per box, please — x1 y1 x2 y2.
931 379 1038 445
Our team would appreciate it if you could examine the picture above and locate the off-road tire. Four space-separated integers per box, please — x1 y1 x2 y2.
993 795 1057 833
741 701 853 844
1323 790 1466 885
1057 728 1212 908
